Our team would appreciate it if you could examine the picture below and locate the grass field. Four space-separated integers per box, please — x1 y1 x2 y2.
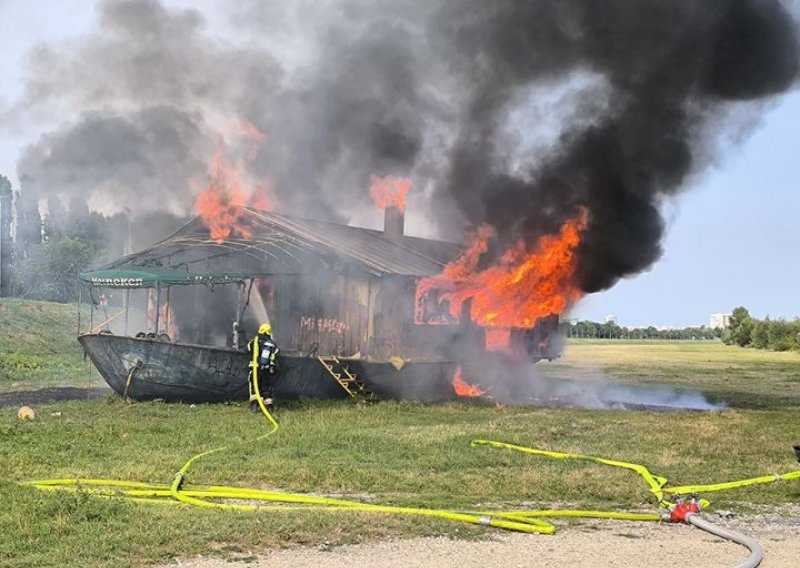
547 339 800 408
1 300 799 568
0 299 101 392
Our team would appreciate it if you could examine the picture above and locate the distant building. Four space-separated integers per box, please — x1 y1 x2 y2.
709 313 732 329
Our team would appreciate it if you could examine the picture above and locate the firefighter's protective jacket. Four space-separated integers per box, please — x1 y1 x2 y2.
248 333 279 373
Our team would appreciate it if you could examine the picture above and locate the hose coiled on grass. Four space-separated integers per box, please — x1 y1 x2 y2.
168 346 280 508
22 404 800 540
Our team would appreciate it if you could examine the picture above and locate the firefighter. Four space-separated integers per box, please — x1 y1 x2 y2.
247 323 279 413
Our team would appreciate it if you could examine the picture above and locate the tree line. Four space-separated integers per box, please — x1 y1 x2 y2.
1 174 183 303
563 320 722 340
723 306 800 352
565 308 800 353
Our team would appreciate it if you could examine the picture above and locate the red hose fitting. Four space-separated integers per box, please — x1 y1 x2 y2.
668 497 702 523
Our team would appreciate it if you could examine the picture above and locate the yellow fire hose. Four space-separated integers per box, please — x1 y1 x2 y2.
168 344 280 509
470 439 800 507
21 361 800 543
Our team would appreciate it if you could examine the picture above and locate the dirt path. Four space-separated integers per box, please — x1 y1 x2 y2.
160 515 799 568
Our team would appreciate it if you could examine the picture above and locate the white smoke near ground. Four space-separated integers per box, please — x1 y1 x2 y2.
521 373 725 411
464 358 724 411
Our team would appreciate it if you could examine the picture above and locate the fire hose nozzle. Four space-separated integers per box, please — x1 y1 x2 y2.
793 444 800 464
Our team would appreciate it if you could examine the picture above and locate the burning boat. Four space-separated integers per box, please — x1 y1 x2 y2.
78 202 565 404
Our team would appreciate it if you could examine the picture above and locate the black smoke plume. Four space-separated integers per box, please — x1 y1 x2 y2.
12 0 800 293
433 0 799 292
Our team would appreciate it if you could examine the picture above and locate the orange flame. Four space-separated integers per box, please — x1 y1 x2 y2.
369 175 411 213
195 125 274 243
418 208 588 330
485 328 511 352
452 366 486 398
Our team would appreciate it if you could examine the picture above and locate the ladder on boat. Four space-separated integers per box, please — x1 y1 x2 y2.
317 356 376 402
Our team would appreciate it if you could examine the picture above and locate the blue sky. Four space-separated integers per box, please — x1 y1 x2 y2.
1 1 798 328
574 93 800 327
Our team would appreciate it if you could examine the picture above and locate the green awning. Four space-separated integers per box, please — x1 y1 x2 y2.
79 268 256 288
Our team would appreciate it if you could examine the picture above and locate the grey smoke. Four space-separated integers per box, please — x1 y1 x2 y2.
15 0 282 217
18 107 210 215
12 0 800 295
469 362 723 411
523 375 724 412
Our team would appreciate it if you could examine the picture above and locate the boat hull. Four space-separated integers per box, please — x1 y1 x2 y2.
78 334 457 404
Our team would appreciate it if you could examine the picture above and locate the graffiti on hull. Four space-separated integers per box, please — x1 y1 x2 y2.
112 342 248 388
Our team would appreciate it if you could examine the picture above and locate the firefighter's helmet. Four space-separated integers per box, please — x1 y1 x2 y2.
258 323 272 336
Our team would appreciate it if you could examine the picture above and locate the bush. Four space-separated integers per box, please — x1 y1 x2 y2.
14 237 98 303
767 319 799 352
750 319 769 349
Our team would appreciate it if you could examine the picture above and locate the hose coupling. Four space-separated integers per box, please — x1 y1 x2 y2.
668 496 702 523
478 516 492 526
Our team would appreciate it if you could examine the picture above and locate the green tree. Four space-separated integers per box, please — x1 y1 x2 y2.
14 236 98 303
598 321 622 338
572 320 599 338
64 197 107 242
0 175 13 297
767 319 796 352
750 318 769 349
43 196 67 241
725 306 754 347
14 190 42 262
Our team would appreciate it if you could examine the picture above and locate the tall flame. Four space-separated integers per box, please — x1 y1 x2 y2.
369 175 411 212
417 208 588 331
195 123 274 243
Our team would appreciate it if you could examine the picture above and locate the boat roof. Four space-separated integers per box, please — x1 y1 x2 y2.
79 267 256 288
94 208 462 281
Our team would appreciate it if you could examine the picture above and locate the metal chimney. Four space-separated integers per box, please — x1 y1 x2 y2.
383 205 404 241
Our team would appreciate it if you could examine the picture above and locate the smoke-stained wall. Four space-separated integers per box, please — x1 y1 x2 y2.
10 0 800 296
